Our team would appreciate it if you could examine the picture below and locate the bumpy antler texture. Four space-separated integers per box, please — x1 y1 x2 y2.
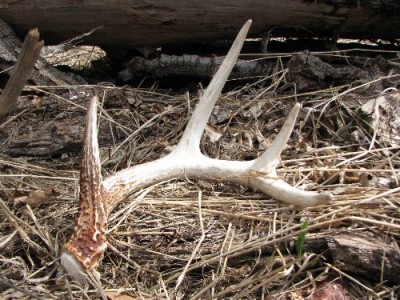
61 20 331 283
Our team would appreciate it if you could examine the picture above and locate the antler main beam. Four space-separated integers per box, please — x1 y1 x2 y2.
61 20 331 283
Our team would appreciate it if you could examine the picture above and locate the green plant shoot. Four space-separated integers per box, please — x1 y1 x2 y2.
296 219 309 258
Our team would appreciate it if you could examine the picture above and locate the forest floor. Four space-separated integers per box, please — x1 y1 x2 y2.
0 37 400 299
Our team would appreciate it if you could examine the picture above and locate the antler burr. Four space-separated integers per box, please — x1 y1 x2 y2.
61 20 331 283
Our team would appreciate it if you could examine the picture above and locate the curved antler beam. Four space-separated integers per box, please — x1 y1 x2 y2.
102 103 330 209
61 20 331 283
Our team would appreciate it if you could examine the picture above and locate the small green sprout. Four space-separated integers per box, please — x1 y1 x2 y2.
296 219 309 258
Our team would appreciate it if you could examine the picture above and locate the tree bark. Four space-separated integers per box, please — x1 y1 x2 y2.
304 233 400 284
0 1 399 51
0 19 85 87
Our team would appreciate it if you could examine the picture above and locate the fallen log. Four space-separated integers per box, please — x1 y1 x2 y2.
0 1 399 51
118 54 271 82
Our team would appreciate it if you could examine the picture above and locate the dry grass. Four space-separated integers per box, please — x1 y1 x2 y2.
1 48 400 299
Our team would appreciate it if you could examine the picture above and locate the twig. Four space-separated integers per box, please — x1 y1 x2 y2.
0 278 43 300
0 196 46 254
190 223 234 300
175 190 205 290
0 29 43 122
326 263 378 296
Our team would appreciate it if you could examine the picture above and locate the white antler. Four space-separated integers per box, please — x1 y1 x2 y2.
61 20 331 283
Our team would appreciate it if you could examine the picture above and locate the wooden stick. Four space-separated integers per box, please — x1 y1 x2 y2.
0 29 43 122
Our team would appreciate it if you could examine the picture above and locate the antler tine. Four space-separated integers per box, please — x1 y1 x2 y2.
61 20 332 284
253 103 301 173
61 96 107 283
176 19 252 153
238 103 332 207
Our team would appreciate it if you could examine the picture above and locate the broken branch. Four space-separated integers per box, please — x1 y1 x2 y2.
0 29 43 122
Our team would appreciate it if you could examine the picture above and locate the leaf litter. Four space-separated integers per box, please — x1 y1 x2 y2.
0 46 399 299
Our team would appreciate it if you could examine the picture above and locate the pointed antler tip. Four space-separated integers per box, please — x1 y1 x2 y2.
241 19 252 33
288 103 301 119
293 102 301 110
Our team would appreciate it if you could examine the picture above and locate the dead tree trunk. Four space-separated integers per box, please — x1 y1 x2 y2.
0 1 399 51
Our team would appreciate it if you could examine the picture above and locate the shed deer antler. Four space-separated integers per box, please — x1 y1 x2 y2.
61 20 331 283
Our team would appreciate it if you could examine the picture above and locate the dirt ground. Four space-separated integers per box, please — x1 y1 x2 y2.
1 38 400 299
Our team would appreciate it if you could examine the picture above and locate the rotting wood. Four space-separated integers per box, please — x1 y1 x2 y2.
2 51 396 158
119 54 272 82
0 18 85 88
326 234 400 284
0 1 399 51
0 28 43 123
119 51 374 86
296 232 400 285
